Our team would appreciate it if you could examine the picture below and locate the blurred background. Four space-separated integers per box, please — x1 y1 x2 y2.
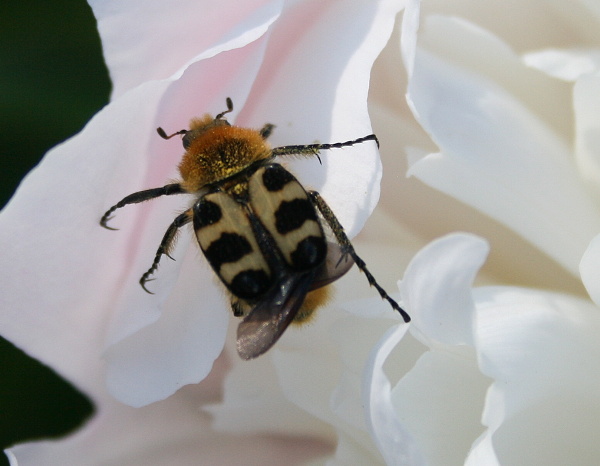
1 0 110 463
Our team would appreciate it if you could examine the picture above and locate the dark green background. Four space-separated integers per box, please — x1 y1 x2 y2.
1 0 110 463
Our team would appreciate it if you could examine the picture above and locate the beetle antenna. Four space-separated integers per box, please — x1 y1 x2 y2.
216 97 234 119
156 127 187 140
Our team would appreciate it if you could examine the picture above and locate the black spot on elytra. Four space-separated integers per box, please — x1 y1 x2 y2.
194 199 222 228
203 232 252 270
275 198 318 234
262 164 295 192
290 236 326 270
230 269 271 299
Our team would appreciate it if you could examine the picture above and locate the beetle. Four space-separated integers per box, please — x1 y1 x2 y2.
100 98 410 359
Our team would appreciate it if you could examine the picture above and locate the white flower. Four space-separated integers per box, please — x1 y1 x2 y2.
5 0 600 464
362 0 600 464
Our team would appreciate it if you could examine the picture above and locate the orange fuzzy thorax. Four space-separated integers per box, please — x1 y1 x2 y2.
178 119 272 193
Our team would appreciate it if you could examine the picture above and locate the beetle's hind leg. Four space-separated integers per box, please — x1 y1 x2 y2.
140 209 193 293
308 191 410 323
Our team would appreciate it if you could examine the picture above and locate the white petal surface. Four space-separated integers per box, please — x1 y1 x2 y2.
391 233 492 465
580 232 600 308
405 15 600 276
524 48 600 81
469 287 600 465
206 340 333 439
401 0 420 78
364 323 424 466
401 232 489 346
574 75 600 198
392 348 490 466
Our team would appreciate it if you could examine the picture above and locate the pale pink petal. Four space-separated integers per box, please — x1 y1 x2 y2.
240 0 404 237
104 247 228 407
7 369 331 466
89 0 281 98
0 81 172 399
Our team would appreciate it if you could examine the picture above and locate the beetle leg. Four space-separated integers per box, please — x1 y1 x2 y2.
139 209 193 293
308 190 410 323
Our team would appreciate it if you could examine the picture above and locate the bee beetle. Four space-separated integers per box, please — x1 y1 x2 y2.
100 98 410 360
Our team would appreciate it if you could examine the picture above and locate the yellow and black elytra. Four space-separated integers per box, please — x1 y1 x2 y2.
100 98 410 360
